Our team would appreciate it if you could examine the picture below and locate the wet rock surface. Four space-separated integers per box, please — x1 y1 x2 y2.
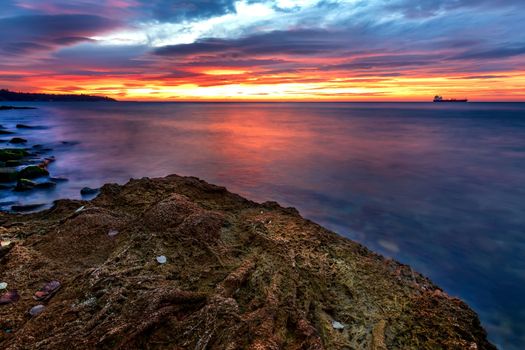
80 187 99 196
0 175 496 349
7 138 26 144
0 106 36 110
16 166 49 180
0 113 73 211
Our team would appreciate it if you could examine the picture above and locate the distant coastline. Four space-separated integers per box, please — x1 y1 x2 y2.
0 89 116 102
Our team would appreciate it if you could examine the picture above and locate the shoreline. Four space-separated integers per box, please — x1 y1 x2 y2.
0 174 496 349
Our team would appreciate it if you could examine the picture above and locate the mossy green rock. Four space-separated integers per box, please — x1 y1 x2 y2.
0 148 29 161
5 159 23 167
17 166 49 179
15 178 36 191
0 167 18 182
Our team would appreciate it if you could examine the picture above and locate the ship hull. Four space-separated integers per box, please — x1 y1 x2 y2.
434 99 468 103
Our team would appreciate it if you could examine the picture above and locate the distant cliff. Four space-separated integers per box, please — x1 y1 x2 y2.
0 89 116 102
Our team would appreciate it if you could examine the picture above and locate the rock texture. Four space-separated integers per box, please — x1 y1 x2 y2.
0 175 496 349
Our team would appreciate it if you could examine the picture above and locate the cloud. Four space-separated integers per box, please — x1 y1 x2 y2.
451 46 525 60
0 0 524 100
326 54 440 71
451 75 507 80
0 14 121 55
384 0 524 18
52 44 151 70
139 0 238 21
154 29 349 57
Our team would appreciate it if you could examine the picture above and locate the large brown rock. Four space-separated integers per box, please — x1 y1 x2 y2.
0 175 496 349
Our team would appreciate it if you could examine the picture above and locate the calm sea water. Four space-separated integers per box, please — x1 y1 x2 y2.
1 102 524 348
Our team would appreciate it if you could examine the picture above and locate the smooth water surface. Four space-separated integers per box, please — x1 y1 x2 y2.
1 102 524 348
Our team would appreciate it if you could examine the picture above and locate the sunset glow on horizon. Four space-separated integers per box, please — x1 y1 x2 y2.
1 0 524 101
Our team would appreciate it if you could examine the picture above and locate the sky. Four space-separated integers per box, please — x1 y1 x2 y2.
0 0 524 101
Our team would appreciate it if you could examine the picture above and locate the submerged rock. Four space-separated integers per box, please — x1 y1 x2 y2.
0 175 496 349
50 177 68 182
35 181 56 189
16 179 56 191
80 187 99 196
8 137 27 144
15 178 37 191
16 124 34 129
17 165 49 179
0 168 17 182
0 105 36 110
5 159 25 167
0 148 29 161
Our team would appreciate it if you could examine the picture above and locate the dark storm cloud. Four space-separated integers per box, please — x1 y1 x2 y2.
326 54 440 70
451 46 525 60
451 75 507 80
155 29 348 57
184 58 286 67
52 44 151 69
2 42 52 55
0 14 121 55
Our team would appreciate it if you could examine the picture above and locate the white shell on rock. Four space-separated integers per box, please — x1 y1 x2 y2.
0 282 7 290
156 255 167 264
332 321 345 330
29 304 45 316
108 229 118 237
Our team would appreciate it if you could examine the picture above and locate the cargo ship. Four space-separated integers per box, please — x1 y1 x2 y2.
433 95 468 102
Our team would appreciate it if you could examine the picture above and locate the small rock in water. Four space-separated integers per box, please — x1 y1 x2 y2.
156 255 167 264
108 229 118 238
18 165 49 179
29 304 45 316
35 181 57 189
80 187 99 196
8 137 27 144
0 282 7 290
50 177 68 182
0 168 18 183
332 321 345 330
15 178 37 191
16 124 34 129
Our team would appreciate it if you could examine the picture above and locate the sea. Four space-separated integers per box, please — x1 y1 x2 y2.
1 101 524 349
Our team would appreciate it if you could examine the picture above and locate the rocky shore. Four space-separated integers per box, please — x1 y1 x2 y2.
0 108 73 212
0 174 496 349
